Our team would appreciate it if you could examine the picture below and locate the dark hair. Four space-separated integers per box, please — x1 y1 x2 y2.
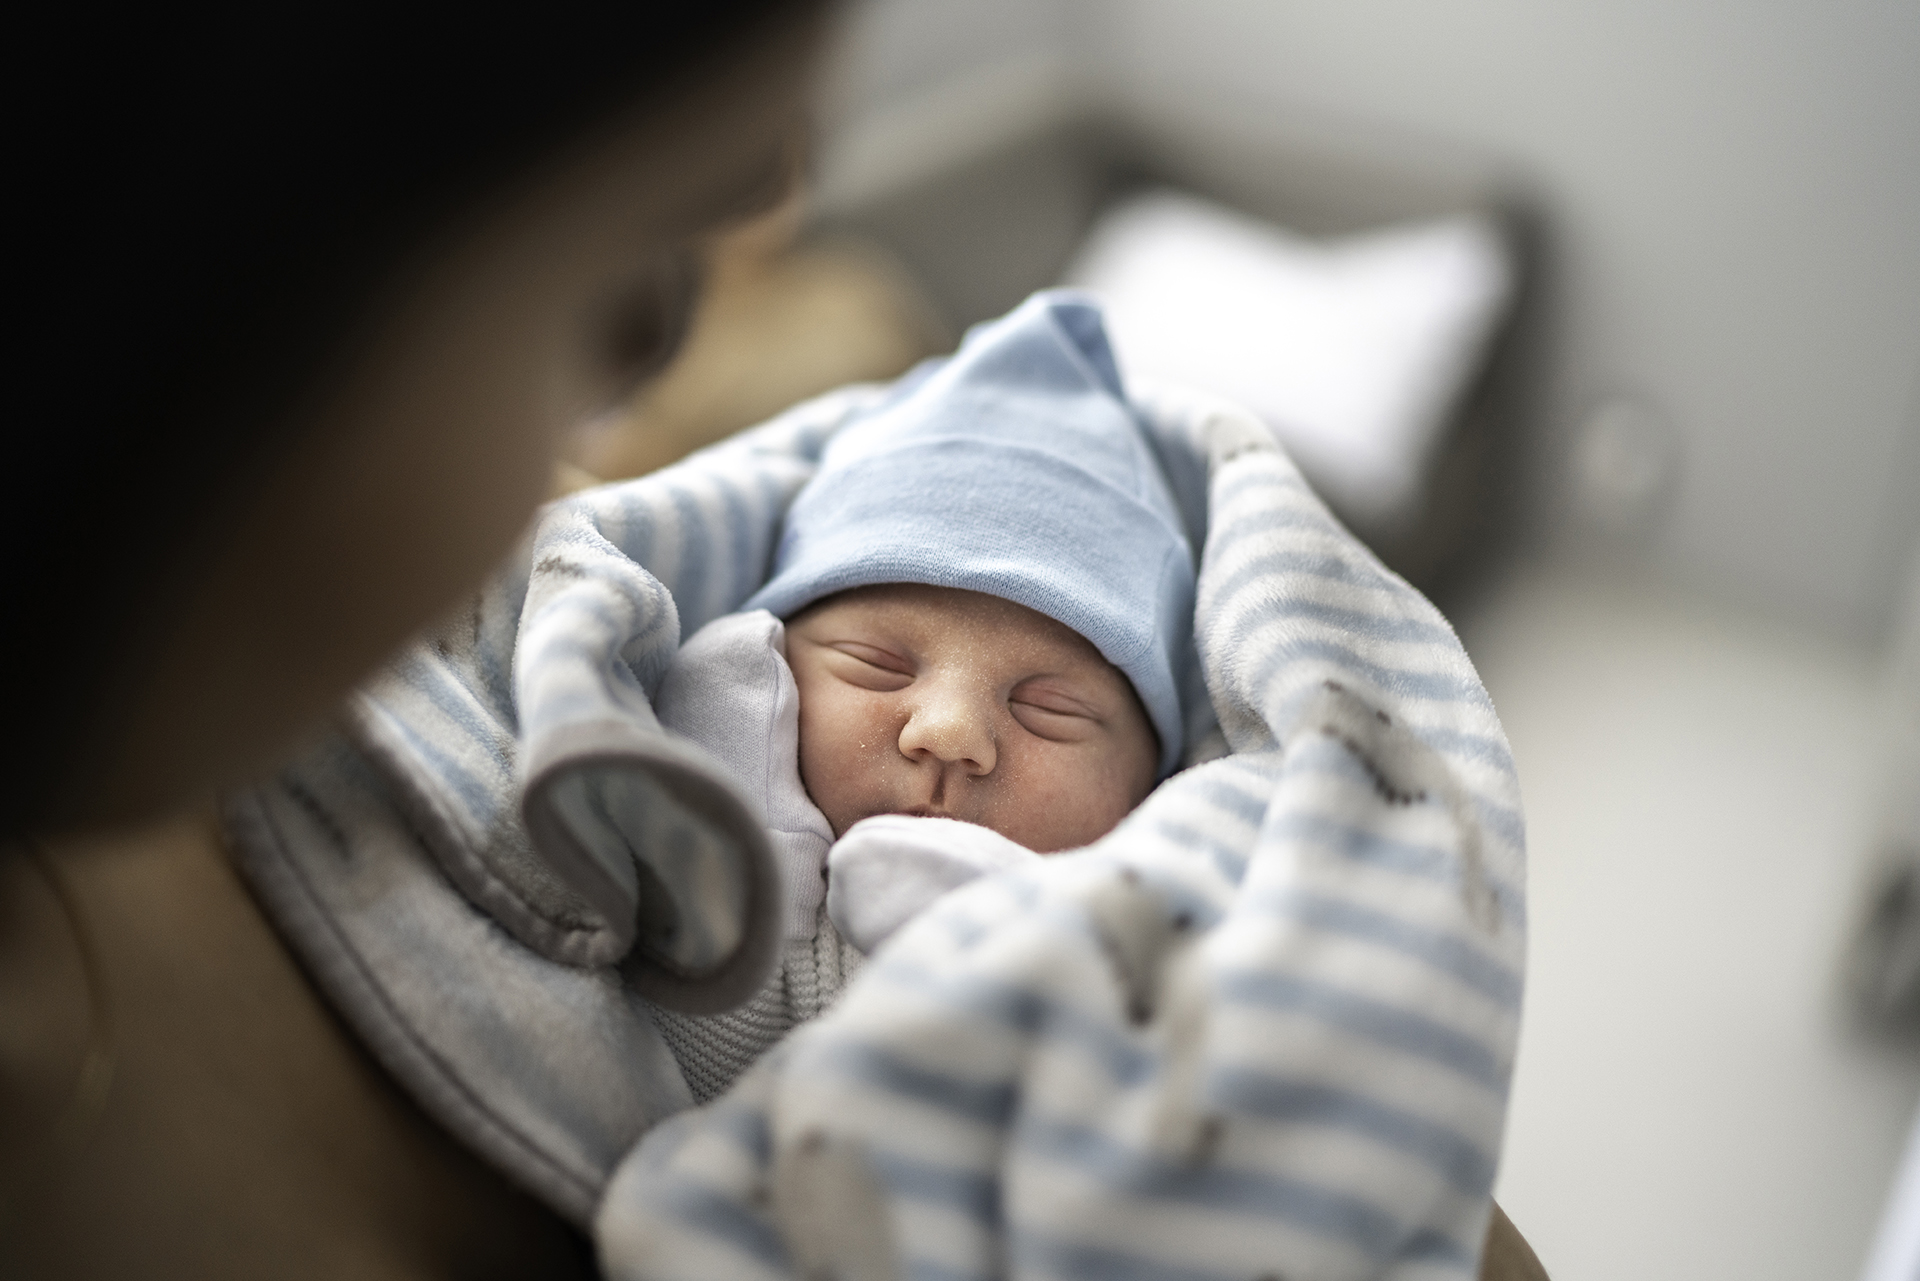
8 4 818 833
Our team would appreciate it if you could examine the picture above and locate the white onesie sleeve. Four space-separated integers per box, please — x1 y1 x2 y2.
654 609 835 941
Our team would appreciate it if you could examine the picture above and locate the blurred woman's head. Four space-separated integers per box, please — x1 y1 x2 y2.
9 4 834 835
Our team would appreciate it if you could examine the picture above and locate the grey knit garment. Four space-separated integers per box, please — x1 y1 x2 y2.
650 906 865 1103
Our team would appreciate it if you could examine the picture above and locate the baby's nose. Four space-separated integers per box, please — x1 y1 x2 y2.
897 687 997 776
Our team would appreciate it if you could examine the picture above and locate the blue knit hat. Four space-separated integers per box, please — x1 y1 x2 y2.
744 290 1196 778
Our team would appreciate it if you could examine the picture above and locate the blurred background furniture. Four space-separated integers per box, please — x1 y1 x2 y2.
571 108 1538 601
809 112 1534 595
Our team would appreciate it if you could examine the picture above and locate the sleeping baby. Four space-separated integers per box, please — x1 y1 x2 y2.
645 290 1196 1098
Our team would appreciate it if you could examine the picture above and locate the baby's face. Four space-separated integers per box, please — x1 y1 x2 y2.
786 584 1159 852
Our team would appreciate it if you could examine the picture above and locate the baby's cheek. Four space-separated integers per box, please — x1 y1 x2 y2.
796 707 884 836
993 752 1118 852
794 718 845 827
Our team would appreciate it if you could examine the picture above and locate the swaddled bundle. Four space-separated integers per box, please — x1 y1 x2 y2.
594 299 1521 1279
641 292 1198 1099
229 291 1526 1278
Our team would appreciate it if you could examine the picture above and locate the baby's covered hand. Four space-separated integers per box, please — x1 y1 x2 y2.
825 814 1041 954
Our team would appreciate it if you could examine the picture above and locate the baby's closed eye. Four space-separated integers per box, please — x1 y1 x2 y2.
821 640 913 690
1009 683 1104 738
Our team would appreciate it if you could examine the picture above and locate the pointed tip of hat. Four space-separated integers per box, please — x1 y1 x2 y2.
973 288 1127 404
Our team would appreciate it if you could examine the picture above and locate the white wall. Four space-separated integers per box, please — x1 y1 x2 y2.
818 0 1076 130
823 0 1920 644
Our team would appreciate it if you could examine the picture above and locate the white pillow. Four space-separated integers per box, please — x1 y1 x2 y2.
1063 190 1512 525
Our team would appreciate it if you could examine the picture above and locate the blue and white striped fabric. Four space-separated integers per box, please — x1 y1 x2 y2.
593 383 1525 1280
346 388 887 1012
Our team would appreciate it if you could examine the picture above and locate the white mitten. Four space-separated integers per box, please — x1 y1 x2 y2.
826 814 1041 954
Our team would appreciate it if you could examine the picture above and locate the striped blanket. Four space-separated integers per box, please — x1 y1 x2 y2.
593 383 1525 1279
229 375 1523 1277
